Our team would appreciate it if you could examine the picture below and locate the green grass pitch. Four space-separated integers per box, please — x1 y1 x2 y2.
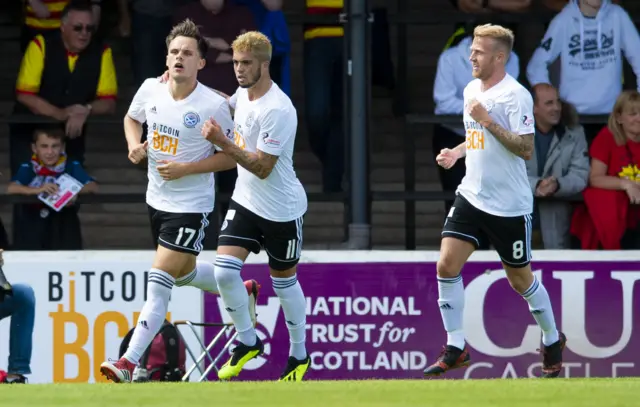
3 378 639 406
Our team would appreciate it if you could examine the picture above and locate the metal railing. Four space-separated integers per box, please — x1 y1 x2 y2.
2 3 626 249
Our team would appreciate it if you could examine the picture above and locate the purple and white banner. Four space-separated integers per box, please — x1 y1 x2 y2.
204 258 640 380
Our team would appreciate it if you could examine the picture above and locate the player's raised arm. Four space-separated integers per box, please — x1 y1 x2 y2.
202 107 292 180
469 94 534 160
202 120 275 180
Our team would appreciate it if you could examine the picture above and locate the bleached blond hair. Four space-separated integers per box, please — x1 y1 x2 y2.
231 31 272 62
473 24 515 53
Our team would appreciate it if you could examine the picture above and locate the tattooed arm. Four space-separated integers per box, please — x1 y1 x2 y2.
482 119 534 160
216 138 279 179
205 107 294 179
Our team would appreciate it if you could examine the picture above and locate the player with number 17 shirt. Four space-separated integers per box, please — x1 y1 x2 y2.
100 19 260 384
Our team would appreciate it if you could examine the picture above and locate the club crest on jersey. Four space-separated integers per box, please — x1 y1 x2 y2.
481 100 494 113
183 112 200 128
245 112 255 127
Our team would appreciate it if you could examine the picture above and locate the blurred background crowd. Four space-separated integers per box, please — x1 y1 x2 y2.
0 0 638 252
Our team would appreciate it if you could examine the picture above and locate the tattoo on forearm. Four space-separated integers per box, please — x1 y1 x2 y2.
485 121 534 159
224 142 278 179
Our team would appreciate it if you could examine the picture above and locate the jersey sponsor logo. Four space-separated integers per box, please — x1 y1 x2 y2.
183 111 200 128
464 121 485 151
151 130 179 155
233 124 247 150
151 123 180 156
466 129 485 151
521 115 534 127
152 123 180 137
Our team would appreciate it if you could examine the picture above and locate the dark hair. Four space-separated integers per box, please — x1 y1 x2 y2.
532 83 580 130
166 19 208 58
32 127 65 143
560 101 580 130
61 0 94 22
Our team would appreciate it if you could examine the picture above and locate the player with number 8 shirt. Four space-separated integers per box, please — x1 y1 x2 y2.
426 24 566 379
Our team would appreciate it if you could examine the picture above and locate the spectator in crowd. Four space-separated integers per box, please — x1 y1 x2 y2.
231 0 291 96
304 0 345 193
11 0 117 175
21 0 102 52
7 127 98 251
571 90 640 249
0 250 36 384
116 0 173 147
526 83 589 249
527 0 640 145
444 0 530 77
450 0 531 13
175 1 256 99
433 33 520 217
116 0 173 89
174 0 257 244
542 0 620 12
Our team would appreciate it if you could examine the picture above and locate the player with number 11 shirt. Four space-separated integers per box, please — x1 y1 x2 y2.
201 31 309 382
425 24 566 379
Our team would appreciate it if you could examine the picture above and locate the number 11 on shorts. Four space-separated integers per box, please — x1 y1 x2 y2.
286 239 297 260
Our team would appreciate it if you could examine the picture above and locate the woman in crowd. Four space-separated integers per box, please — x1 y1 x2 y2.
571 90 640 249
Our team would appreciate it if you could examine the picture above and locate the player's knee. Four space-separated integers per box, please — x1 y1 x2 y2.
436 257 461 278
213 254 244 288
504 265 533 294
269 264 297 278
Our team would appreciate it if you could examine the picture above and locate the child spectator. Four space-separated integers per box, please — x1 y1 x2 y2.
7 127 98 250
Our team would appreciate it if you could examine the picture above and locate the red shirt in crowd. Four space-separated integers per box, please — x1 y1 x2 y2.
590 126 640 225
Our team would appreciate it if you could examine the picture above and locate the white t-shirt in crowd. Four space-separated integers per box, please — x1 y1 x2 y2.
229 82 308 222
457 73 535 217
127 79 234 213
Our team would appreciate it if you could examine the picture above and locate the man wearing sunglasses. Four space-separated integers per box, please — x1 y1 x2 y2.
11 0 117 175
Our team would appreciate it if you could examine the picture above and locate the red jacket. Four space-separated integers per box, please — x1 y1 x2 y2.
570 187 630 249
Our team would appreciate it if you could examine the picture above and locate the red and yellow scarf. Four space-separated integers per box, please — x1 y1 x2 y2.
30 153 66 182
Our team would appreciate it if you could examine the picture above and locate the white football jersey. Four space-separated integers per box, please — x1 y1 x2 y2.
228 82 307 222
127 79 234 213
457 74 534 217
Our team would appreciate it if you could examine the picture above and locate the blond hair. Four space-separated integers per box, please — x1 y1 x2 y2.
231 31 272 62
473 24 515 53
609 90 640 146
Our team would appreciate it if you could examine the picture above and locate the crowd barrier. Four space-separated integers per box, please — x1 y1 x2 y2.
1 250 638 383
